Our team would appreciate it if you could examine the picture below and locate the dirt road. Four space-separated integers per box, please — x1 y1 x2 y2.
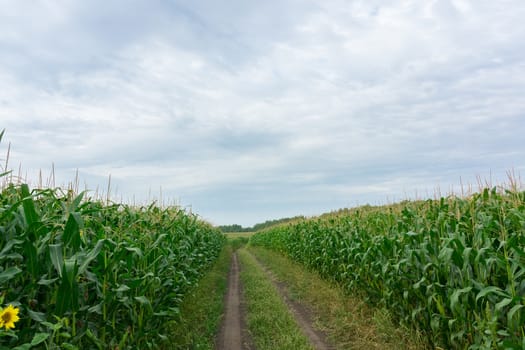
251 252 333 350
217 249 332 350
217 252 242 349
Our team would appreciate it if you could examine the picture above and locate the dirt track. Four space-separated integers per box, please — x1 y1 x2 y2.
217 250 332 350
217 252 242 349
251 252 333 350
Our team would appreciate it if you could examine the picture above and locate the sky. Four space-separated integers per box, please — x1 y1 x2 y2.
1 0 524 227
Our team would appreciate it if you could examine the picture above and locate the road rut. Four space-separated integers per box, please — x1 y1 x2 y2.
217 252 242 349
218 249 331 350
250 251 334 350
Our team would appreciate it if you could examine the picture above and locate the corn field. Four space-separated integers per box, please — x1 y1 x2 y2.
250 189 525 349
0 181 225 349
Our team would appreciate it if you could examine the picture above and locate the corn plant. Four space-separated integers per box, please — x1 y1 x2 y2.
0 181 225 349
251 189 525 349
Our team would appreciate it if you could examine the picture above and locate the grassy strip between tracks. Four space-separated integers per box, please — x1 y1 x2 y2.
165 244 232 349
248 246 428 350
238 248 314 350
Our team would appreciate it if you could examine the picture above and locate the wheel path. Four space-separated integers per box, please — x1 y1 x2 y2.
217 252 243 349
217 249 332 350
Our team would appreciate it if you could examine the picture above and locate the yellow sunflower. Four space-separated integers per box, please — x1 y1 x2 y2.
0 304 20 330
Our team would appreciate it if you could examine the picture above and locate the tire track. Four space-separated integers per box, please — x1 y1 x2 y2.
218 249 331 350
248 250 333 350
217 252 242 349
217 252 254 350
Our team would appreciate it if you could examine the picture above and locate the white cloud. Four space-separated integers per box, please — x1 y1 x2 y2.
1 0 524 226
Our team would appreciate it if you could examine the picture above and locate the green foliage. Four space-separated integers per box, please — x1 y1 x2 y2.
218 215 305 233
0 182 225 349
166 244 232 349
250 216 306 232
250 189 525 349
218 224 245 233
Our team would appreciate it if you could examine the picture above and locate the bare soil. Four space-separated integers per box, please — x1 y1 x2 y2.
216 252 254 350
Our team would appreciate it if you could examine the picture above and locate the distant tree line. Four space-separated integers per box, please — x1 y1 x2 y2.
218 224 246 232
218 215 305 233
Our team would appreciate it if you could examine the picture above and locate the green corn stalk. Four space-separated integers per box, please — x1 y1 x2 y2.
0 181 226 349
251 188 525 349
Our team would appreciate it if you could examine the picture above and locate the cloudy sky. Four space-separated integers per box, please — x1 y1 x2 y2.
1 0 524 226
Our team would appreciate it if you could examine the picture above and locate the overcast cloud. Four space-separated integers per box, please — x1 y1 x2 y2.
1 0 524 226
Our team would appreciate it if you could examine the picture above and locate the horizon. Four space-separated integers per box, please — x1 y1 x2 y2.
1 139 521 228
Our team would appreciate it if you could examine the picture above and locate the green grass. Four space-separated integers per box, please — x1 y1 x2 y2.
248 246 427 350
238 248 314 350
165 244 232 349
225 232 255 239
227 236 250 250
